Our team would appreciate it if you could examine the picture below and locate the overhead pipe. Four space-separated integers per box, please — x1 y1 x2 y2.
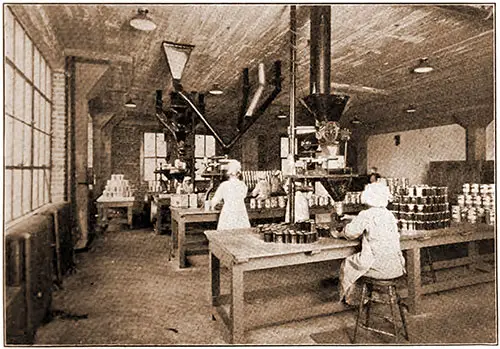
237 68 250 130
309 6 331 95
176 60 281 152
244 63 266 117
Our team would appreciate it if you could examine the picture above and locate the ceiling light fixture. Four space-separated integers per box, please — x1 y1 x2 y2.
412 57 433 74
277 110 288 119
130 8 157 31
162 41 195 90
350 117 362 124
406 104 417 113
125 98 137 108
208 84 223 95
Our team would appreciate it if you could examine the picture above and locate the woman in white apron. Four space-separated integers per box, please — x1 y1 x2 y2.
210 160 251 230
336 182 405 305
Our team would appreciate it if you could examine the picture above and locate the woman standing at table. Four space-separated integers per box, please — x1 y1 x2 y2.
333 182 405 305
210 160 251 230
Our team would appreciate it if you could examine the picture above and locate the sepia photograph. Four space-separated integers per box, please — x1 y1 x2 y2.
3 2 496 345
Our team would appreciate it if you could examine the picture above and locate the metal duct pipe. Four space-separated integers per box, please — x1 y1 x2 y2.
245 63 266 117
309 6 331 95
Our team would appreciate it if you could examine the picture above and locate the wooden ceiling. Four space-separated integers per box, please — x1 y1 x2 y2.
11 4 494 136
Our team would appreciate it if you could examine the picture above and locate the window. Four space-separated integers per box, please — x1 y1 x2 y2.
143 132 167 182
194 134 215 179
4 8 52 223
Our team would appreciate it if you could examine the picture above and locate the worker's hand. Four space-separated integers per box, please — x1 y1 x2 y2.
329 228 343 239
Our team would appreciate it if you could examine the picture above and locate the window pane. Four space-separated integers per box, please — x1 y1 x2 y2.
5 8 14 60
25 81 33 122
44 169 49 204
38 169 44 206
33 48 40 88
5 116 14 166
32 169 39 209
280 137 288 157
22 170 32 214
5 64 14 115
39 98 45 131
45 135 51 166
14 72 25 119
40 59 46 95
34 91 40 129
144 158 156 181
12 169 22 219
195 135 205 157
45 101 51 133
24 34 33 81
33 131 39 166
206 136 215 157
156 133 166 157
5 169 12 222
12 118 23 166
46 66 52 98
14 20 25 72
144 132 156 156
23 123 32 166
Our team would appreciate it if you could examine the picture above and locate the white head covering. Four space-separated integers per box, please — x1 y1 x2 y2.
226 160 242 176
361 182 392 208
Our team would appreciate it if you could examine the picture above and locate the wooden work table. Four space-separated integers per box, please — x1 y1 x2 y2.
96 197 136 229
170 205 363 268
205 223 494 343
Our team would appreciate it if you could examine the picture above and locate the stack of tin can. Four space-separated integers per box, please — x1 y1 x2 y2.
307 194 333 208
343 191 362 205
388 185 451 231
249 195 287 210
259 221 319 244
455 183 495 225
386 177 411 196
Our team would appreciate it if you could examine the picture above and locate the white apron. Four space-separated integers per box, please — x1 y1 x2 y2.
211 178 251 230
339 207 406 304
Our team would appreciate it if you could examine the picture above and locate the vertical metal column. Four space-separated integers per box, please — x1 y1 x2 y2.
288 5 297 223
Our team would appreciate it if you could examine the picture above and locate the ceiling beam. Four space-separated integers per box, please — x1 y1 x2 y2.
64 48 133 65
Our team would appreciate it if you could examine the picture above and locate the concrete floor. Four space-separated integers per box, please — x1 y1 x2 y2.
35 225 497 345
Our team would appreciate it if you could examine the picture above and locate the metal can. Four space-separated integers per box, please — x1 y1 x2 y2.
278 196 286 208
250 198 256 209
257 199 263 209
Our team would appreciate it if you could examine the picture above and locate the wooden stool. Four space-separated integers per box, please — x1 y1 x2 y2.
352 276 409 343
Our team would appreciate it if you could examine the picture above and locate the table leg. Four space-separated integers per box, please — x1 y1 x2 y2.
178 219 186 268
230 264 245 344
405 247 421 314
210 251 221 306
468 241 480 271
127 205 133 229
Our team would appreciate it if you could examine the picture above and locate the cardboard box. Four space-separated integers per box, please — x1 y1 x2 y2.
188 194 198 208
171 194 189 208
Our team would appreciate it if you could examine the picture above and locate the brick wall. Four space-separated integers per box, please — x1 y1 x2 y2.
111 125 154 200
50 70 66 203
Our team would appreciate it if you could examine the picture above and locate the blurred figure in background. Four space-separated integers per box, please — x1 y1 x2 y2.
210 160 250 230
252 172 271 200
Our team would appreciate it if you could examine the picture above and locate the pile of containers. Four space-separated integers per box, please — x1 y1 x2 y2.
102 174 134 199
388 185 451 231
249 196 288 210
258 221 319 244
453 183 495 225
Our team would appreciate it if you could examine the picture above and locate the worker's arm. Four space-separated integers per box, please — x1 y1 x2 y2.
210 184 224 209
343 211 368 240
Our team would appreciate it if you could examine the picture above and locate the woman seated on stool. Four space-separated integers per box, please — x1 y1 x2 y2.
332 182 405 305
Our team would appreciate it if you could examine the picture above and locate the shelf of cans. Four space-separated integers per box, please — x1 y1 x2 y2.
387 184 451 231
452 183 495 225
258 221 319 244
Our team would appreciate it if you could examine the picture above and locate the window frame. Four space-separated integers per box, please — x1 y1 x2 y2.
4 8 53 223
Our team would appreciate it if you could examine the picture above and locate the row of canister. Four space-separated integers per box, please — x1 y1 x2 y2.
392 195 448 205
451 205 495 225
250 196 287 209
398 219 451 231
457 194 494 209
405 186 448 197
389 202 449 213
343 191 362 205
391 211 450 221
262 229 319 244
462 183 495 195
